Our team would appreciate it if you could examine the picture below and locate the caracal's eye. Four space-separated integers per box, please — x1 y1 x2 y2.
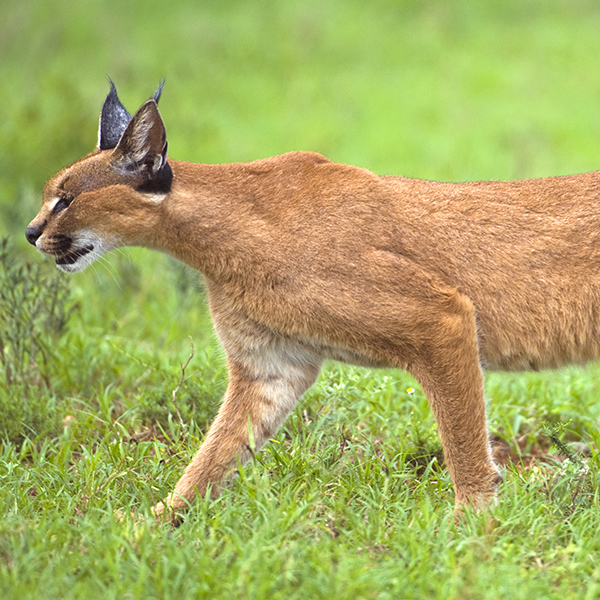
52 193 74 215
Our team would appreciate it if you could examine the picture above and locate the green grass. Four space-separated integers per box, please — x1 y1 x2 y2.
3 0 600 598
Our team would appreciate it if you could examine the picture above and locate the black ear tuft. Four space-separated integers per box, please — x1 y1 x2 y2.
151 79 165 104
98 79 132 150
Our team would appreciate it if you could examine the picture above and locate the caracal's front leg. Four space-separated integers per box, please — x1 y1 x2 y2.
153 336 322 522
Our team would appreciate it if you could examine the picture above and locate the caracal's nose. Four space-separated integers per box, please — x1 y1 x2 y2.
25 226 43 246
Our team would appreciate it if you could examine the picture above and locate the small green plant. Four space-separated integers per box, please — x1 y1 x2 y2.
539 420 595 517
0 237 74 440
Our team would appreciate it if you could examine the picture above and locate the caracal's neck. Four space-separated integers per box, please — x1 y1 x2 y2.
147 158 272 281
141 151 340 285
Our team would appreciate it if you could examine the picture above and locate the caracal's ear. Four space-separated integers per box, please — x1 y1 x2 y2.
111 98 169 178
98 79 165 151
98 80 132 150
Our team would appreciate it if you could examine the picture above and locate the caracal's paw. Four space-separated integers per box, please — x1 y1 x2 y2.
152 498 187 527
453 469 503 514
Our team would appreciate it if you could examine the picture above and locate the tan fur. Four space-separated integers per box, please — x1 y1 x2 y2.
27 97 600 520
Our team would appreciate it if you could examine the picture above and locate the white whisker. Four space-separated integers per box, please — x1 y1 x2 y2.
96 255 123 290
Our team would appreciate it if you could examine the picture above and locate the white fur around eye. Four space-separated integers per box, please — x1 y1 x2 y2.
47 197 61 211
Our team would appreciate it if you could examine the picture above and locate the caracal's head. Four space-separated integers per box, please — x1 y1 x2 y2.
26 81 172 273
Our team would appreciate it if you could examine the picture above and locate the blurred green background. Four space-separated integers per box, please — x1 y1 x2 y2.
5 0 600 243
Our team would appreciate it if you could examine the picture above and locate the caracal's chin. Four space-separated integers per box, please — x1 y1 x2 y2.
50 231 112 273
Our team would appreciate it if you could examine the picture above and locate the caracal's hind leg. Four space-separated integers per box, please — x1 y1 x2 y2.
315 253 501 508
152 340 321 522
407 291 501 507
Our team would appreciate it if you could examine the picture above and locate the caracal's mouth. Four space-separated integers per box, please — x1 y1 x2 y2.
55 244 95 267
46 231 112 273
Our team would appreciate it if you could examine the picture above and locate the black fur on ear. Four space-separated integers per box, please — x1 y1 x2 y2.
98 79 166 151
98 79 132 150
